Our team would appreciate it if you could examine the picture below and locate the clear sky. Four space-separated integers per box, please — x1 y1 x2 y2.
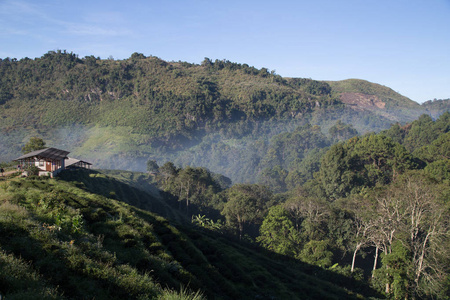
1 0 449 103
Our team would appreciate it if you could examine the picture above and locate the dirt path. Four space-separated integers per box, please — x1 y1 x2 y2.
1 170 18 177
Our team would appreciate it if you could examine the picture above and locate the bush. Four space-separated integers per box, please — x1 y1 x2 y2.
158 286 205 300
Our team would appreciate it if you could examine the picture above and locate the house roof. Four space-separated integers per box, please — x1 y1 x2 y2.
65 157 92 167
15 147 70 161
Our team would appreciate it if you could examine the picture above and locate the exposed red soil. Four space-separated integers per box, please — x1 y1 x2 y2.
340 92 386 110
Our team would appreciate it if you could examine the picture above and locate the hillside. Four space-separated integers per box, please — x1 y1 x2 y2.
1 51 448 183
0 169 377 299
1 109 449 299
326 79 423 122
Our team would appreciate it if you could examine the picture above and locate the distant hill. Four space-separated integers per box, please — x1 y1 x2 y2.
421 98 450 119
326 79 423 122
0 51 448 182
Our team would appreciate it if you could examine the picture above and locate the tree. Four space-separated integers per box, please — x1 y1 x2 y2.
22 137 46 154
318 143 358 199
257 205 301 257
159 162 178 179
342 195 376 273
329 120 358 142
222 184 273 239
298 240 334 268
284 196 329 242
371 171 450 298
146 159 159 173
257 165 288 193
373 241 413 299
318 135 417 199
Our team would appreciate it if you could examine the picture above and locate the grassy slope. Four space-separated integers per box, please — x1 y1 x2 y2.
326 79 425 122
326 79 419 108
0 170 380 299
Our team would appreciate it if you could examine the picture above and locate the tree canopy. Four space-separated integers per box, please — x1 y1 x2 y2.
21 137 46 154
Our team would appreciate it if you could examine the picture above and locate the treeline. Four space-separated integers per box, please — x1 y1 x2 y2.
153 113 450 299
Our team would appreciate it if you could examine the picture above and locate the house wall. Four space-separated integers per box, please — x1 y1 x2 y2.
22 158 65 177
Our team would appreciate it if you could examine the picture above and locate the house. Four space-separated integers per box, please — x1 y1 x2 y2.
14 147 91 177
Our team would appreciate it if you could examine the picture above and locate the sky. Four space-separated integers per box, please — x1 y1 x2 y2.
0 0 449 104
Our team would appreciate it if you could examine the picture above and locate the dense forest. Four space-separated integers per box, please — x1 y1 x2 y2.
150 113 450 299
1 51 449 299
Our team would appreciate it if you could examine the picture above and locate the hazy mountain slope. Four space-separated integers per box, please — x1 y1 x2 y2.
1 51 446 182
422 98 450 119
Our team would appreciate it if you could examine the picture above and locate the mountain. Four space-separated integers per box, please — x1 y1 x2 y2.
0 169 378 299
0 51 448 183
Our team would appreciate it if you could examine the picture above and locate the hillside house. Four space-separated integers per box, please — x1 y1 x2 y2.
14 147 91 177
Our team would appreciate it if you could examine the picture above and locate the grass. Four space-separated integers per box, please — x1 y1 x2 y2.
0 170 380 299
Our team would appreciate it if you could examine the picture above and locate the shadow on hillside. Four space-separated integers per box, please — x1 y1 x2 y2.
57 169 384 299
0 221 158 299
58 168 178 220
182 225 385 300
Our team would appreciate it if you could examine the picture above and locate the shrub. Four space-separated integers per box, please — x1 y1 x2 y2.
158 285 205 300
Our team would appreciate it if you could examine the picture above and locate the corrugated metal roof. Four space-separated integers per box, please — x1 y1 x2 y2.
65 157 92 167
15 147 70 160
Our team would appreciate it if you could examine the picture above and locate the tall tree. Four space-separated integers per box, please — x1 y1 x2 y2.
257 205 301 257
222 184 273 239
371 171 449 298
21 137 46 154
146 159 159 173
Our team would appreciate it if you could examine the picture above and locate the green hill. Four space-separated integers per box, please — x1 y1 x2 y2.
1 51 448 183
0 170 377 299
326 79 423 122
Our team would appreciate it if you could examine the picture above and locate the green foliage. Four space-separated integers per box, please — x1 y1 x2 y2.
147 159 159 173
414 131 450 163
318 143 358 199
191 214 223 231
0 172 375 299
373 241 413 299
21 137 46 154
222 184 273 239
257 205 301 257
257 166 288 193
156 165 223 215
0 249 63 299
424 159 450 183
328 120 358 142
319 134 417 199
298 240 334 268
24 165 40 176
382 112 450 153
158 286 205 300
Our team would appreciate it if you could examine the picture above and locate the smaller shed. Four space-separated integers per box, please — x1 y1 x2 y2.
14 147 70 177
65 157 92 169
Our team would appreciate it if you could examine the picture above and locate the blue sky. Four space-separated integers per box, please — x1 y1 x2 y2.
1 0 449 103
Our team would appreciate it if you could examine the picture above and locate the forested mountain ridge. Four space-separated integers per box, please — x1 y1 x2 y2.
0 51 448 181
